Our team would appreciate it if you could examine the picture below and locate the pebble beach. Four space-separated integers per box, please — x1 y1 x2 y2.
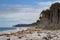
0 27 60 40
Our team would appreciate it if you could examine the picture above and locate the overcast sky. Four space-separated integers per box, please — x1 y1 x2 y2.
0 0 60 27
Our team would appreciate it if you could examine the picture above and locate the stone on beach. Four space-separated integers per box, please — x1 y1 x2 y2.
0 27 60 40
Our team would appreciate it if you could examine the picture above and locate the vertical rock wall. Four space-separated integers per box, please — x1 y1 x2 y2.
39 2 60 27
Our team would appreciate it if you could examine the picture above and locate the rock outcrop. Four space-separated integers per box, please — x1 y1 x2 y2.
39 2 60 28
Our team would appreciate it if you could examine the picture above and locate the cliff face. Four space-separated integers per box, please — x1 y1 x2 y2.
39 2 60 27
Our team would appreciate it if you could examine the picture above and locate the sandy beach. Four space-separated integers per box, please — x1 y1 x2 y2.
0 27 60 40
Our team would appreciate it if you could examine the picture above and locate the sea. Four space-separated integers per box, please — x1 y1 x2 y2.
0 27 16 31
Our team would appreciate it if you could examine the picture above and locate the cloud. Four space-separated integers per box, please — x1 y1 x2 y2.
0 4 41 24
0 0 60 27
37 0 60 11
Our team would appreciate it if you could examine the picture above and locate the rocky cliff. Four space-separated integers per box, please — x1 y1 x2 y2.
39 2 60 29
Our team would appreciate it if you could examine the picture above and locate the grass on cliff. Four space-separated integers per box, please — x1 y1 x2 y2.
44 26 60 30
35 25 60 30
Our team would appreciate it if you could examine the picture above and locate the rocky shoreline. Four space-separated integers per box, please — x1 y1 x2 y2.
0 27 60 40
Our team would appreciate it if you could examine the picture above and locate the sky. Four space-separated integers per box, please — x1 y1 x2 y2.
0 0 60 27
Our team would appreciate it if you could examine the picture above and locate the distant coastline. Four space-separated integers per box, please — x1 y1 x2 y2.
13 24 36 27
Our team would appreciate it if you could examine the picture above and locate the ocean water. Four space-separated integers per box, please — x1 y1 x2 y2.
0 27 16 31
